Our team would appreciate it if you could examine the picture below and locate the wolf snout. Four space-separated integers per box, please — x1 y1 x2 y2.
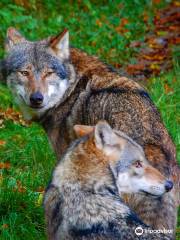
164 180 173 192
30 91 44 108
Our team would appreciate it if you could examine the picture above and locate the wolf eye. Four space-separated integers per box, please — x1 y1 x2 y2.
20 71 29 76
46 71 54 77
134 160 142 168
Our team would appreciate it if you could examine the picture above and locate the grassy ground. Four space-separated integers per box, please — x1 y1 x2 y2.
0 1 179 239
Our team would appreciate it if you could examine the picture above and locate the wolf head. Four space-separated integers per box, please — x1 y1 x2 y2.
5 28 75 120
74 121 173 197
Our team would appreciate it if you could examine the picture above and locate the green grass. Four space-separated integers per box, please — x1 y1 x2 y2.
0 121 55 239
0 1 179 239
148 64 180 162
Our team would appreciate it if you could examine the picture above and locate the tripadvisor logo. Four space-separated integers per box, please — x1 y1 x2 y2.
135 226 143 236
134 226 173 236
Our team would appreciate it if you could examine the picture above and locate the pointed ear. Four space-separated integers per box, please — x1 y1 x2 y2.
74 125 94 138
49 29 69 60
94 121 120 149
5 27 26 51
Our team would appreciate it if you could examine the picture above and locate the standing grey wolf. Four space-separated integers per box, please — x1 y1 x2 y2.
2 27 180 235
44 121 173 240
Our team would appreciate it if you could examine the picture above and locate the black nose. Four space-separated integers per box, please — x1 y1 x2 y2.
30 91 44 106
165 180 173 192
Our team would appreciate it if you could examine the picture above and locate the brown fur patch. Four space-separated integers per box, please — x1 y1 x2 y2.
72 136 109 184
144 144 165 165
70 48 144 91
144 165 165 182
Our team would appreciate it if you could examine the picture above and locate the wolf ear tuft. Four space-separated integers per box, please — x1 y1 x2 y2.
49 29 69 60
95 121 118 149
6 27 26 51
74 125 94 138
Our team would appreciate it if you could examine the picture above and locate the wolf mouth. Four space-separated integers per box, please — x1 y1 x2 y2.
29 105 44 109
140 190 163 198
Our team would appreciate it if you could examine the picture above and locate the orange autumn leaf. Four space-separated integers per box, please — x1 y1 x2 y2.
158 12 180 25
173 78 177 83
120 2 179 81
0 162 11 169
0 108 30 126
91 41 97 47
17 186 26 193
168 25 180 32
0 140 6 146
95 19 102 27
142 53 167 61
115 18 129 34
126 64 146 74
174 1 180 7
143 12 149 22
169 37 180 44
1 224 9 229
164 83 174 94
115 26 129 34
36 186 45 193
120 18 129 25
111 62 122 68
16 180 26 193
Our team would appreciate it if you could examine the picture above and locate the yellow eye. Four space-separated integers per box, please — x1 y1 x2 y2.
20 71 29 76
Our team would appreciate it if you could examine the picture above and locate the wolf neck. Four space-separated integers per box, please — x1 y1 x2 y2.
40 47 144 158
41 47 143 123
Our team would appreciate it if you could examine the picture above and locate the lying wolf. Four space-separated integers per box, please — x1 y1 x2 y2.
2 28 180 235
44 121 173 240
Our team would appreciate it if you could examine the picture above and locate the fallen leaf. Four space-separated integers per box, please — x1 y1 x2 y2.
174 1 180 7
95 19 102 27
36 186 45 193
111 62 122 68
121 18 129 25
149 63 160 70
115 18 129 34
169 37 180 44
16 180 26 193
164 83 174 94
0 108 30 126
1 224 9 229
0 162 10 169
0 140 6 146
126 64 146 74
143 12 149 23
142 53 167 61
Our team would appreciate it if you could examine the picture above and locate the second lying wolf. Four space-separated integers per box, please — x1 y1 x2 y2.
44 121 173 240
